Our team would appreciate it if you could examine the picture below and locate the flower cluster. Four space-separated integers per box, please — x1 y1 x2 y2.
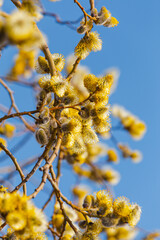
35 52 113 165
77 6 119 35
9 49 36 78
36 54 65 74
35 106 57 146
93 6 119 27
112 105 146 140
118 143 142 163
73 165 120 185
0 192 47 238
107 148 119 163
0 1 149 239
82 191 141 228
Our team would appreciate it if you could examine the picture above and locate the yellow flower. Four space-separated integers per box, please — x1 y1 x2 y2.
62 132 75 148
82 126 99 145
130 150 142 163
29 208 47 233
87 32 102 52
101 167 120 185
93 117 111 134
83 74 98 92
52 53 65 72
126 204 141 227
51 76 67 97
127 120 146 140
39 75 66 95
53 213 64 228
113 197 131 217
112 105 146 140
107 149 119 163
95 190 113 216
0 192 47 237
6 211 27 231
10 50 36 77
22 0 43 21
75 37 90 60
118 143 143 163
5 10 34 44
75 32 102 59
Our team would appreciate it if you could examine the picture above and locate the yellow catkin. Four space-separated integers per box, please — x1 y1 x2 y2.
113 197 132 217
107 149 119 163
5 10 34 44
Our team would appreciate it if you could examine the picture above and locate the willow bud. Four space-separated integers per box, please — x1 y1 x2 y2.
35 128 49 146
101 213 120 228
78 220 87 229
83 195 95 209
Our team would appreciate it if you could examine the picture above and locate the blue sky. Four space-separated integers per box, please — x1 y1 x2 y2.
1 0 160 238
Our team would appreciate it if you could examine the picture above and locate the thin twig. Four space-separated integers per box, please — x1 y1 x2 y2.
48 225 60 238
42 190 55 211
74 0 96 21
67 57 81 81
28 133 62 199
11 132 57 193
56 150 64 182
0 110 38 123
42 12 77 30
0 143 26 195
0 222 6 231
47 173 78 234
0 133 32 162
0 79 36 132
89 0 95 11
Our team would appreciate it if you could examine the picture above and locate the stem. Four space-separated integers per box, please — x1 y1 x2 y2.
0 143 26 195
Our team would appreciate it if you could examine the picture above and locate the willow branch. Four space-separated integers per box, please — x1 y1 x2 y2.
11 0 22 8
42 190 55 211
47 173 78 234
48 225 60 238
41 45 57 77
74 0 96 21
12 132 57 193
0 79 35 132
66 57 81 81
0 110 38 123
0 222 6 232
56 150 64 182
0 133 32 162
28 133 62 199
89 0 95 11
0 143 26 195
47 172 87 216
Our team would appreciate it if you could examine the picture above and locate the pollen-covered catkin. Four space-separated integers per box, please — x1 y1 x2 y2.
75 32 102 59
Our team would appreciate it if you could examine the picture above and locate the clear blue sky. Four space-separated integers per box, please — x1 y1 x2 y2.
1 0 160 238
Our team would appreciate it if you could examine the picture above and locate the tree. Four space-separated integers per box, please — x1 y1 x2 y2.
0 0 157 239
